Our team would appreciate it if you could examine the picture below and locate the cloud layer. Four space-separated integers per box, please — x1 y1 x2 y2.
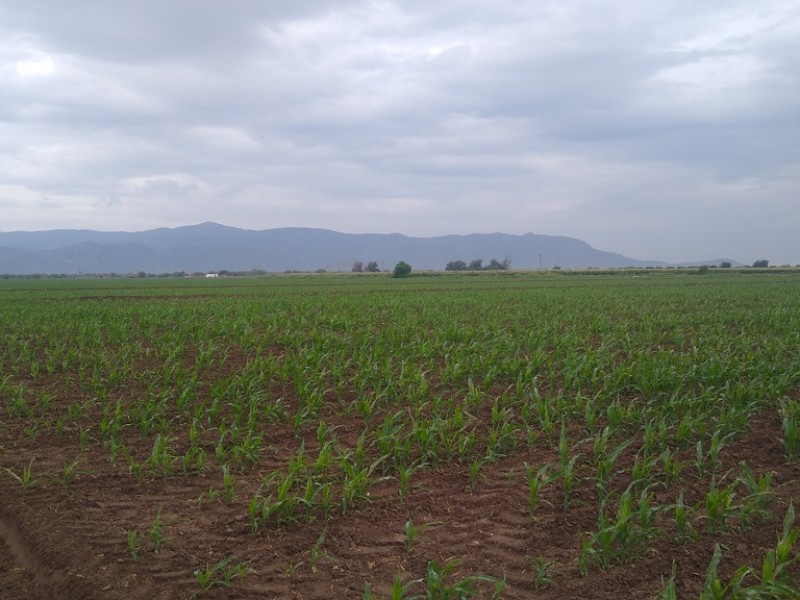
2 1 798 263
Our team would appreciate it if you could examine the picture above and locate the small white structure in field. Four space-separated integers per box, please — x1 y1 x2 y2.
205 273 219 278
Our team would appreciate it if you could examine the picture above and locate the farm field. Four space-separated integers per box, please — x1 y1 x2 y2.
1 270 800 599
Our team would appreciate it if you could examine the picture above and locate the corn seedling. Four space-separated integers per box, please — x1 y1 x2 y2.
150 507 167 552
398 464 415 501
468 459 483 491
381 572 423 600
660 446 683 489
760 503 799 586
148 433 176 476
403 518 440 553
221 464 235 503
630 451 659 494
125 529 140 558
4 459 36 491
593 432 630 496
579 485 657 572
656 562 678 600
61 457 80 487
560 453 582 510
309 529 330 573
341 454 389 514
672 491 696 543
194 555 254 590
700 544 751 600
284 560 302 577
780 399 800 461
738 462 774 522
424 559 504 600
524 462 553 520
529 556 558 590
703 479 741 533
198 487 221 505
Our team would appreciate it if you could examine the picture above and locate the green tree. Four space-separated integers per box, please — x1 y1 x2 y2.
366 261 380 272
392 261 412 278
487 258 510 270
445 260 467 271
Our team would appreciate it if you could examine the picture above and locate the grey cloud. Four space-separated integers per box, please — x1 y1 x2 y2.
0 0 798 264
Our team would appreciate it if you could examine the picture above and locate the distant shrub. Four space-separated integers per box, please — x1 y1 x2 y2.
392 261 412 278
445 260 467 271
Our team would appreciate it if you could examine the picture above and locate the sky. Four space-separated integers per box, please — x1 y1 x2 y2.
1 1 799 264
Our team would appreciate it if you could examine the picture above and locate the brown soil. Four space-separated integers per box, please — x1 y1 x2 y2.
2 381 799 599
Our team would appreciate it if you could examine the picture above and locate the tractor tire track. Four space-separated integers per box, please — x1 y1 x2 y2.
0 509 51 599
0 508 97 600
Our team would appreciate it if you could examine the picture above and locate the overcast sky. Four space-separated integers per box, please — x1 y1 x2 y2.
2 1 798 263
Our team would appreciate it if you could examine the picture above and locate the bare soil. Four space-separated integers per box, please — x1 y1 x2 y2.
2 373 799 600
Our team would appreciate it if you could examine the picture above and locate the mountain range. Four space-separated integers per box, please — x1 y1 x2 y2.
0 222 735 274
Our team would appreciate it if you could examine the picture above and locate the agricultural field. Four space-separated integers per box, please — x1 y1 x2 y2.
1 270 800 600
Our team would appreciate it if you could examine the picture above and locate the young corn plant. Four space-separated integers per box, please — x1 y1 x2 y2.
529 556 558 590
309 529 330 573
593 431 630 496
672 491 697 544
630 451 659 495
3 459 37 491
779 398 800 462
468 458 483 492
738 462 774 523
249 479 303 530
535 393 556 447
125 529 140 559
340 454 388 515
695 430 730 477
60 457 81 487
660 446 684 490
653 562 678 600
221 464 235 503
578 485 657 573
148 433 176 477
150 507 168 552
182 446 206 474
555 425 583 510
758 503 799 588
699 544 751 600
402 519 441 554
523 462 553 521
397 464 416 501
194 555 254 591
703 479 741 533
363 573 421 600
423 559 504 600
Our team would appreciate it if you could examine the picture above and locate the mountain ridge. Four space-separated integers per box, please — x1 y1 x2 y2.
0 222 736 274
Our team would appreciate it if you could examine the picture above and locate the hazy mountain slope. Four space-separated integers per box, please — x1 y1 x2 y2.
0 222 688 274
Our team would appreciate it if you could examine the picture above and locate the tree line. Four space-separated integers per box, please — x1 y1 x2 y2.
445 258 510 271
351 261 381 273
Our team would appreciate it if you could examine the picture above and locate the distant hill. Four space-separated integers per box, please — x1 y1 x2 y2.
0 222 730 274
